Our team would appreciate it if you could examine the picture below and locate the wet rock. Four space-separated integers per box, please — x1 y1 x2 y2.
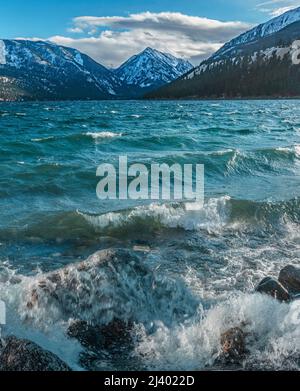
279 265 300 295
100 319 133 350
24 248 196 328
25 249 148 322
220 327 247 360
0 336 71 371
255 277 290 302
67 319 133 352
67 321 105 351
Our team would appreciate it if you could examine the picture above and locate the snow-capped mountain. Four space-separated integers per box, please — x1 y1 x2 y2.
148 7 300 99
213 6 300 59
114 47 193 97
0 39 121 100
0 41 192 101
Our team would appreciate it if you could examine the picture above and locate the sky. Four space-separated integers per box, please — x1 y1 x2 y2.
1 0 300 67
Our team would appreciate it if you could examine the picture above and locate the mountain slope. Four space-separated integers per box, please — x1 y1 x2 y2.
0 40 121 101
213 7 300 60
147 8 300 99
114 47 193 97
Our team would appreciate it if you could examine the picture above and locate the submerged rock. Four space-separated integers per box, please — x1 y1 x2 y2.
24 248 197 327
255 277 290 302
220 327 247 360
0 336 71 371
279 265 300 295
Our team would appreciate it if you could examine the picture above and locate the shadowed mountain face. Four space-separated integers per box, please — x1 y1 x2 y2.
0 41 192 101
147 7 300 99
0 40 119 101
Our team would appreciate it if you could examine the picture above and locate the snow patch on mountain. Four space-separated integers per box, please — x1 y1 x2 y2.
185 45 293 81
213 6 300 59
0 40 7 65
115 47 193 89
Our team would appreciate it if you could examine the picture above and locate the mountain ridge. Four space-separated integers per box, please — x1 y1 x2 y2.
212 6 300 60
147 7 300 99
0 41 191 101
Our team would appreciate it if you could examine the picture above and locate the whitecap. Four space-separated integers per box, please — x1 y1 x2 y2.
80 196 231 233
31 136 55 142
85 131 122 140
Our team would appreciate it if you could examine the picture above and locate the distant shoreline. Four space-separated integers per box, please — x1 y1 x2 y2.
1 96 300 103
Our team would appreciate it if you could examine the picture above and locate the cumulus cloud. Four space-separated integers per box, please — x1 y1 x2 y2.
47 12 251 67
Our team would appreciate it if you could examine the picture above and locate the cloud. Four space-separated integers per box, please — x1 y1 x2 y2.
270 5 298 15
47 12 251 67
257 0 300 17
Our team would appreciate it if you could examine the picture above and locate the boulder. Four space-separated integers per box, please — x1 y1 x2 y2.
25 249 149 324
67 318 133 352
24 248 196 328
255 277 290 302
220 327 246 360
0 336 71 371
279 265 300 295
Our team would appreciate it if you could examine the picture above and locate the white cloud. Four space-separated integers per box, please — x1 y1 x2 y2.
47 12 251 67
270 5 297 16
257 0 300 17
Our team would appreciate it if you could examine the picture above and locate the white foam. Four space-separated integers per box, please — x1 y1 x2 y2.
134 293 300 370
85 131 121 139
276 144 300 158
31 136 55 142
0 40 7 65
80 196 231 233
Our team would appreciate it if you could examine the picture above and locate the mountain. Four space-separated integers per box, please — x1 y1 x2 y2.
0 40 121 101
147 7 300 99
0 41 192 101
114 47 193 97
213 7 300 60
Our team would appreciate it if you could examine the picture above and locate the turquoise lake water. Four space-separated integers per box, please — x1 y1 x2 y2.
0 100 300 370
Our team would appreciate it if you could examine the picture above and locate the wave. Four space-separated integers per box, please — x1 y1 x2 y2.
134 293 300 370
80 197 231 234
0 248 198 369
223 145 300 176
1 248 300 370
31 136 55 142
29 131 122 144
2 196 300 243
85 131 122 140
80 196 300 235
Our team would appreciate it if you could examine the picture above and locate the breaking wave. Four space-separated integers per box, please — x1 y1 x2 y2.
85 131 122 139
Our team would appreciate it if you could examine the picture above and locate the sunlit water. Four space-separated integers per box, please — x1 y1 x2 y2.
0 100 300 370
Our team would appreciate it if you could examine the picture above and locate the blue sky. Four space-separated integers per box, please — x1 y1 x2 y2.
1 0 299 66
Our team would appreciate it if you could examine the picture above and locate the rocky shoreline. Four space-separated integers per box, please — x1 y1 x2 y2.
0 248 300 371
219 265 300 368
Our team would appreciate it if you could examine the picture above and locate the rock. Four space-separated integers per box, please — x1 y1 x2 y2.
220 327 246 360
67 319 133 352
255 277 290 302
100 319 133 350
25 249 149 323
279 265 300 295
0 336 71 371
67 321 105 351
